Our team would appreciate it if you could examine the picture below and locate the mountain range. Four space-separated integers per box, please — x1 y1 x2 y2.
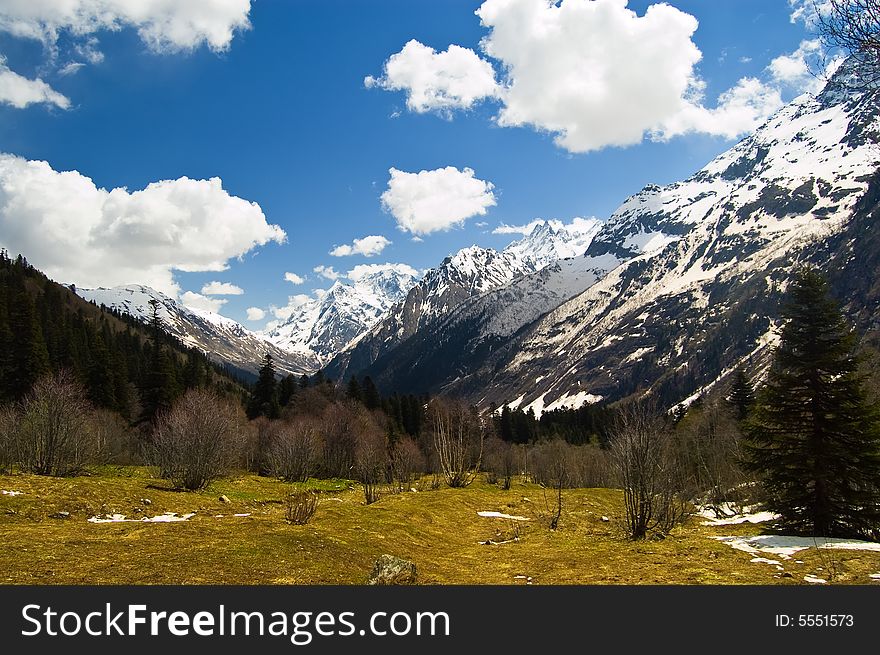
76 60 880 413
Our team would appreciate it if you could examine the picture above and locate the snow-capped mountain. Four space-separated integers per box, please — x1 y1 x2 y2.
77 285 314 378
262 263 421 367
345 60 880 413
325 217 601 380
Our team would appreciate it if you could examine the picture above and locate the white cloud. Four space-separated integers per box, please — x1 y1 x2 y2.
347 262 420 282
768 39 828 94
789 0 833 26
493 219 546 235
313 265 340 280
381 166 496 235
373 0 790 152
365 39 499 115
57 62 85 76
201 280 243 295
329 235 391 257
284 272 305 285
246 306 265 321
270 294 312 320
0 153 286 296
656 77 784 141
181 290 226 313
0 57 70 109
0 0 253 53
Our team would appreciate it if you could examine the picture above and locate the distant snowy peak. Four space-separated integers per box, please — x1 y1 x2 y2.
262 263 420 366
77 285 314 377
503 218 602 270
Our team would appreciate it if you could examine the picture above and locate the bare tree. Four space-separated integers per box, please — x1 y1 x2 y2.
320 401 360 479
818 0 880 82
391 436 425 490
0 404 18 473
268 417 323 483
430 398 483 488
151 389 245 490
610 401 693 540
354 421 389 504
483 437 517 490
675 400 751 515
18 371 101 476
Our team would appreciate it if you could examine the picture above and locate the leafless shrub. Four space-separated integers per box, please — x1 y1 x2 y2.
151 389 245 490
286 490 319 525
483 438 518 490
0 404 19 473
430 398 483 488
18 371 101 476
269 417 323 483
354 414 389 504
92 408 137 465
610 401 694 540
320 402 361 479
391 436 425 490
245 417 280 475
675 400 752 514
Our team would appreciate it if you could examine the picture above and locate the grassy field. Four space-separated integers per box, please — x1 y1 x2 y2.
2 467 879 585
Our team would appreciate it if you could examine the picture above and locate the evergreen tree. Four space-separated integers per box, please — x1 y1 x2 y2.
140 299 180 422
362 376 381 410
745 268 880 539
728 370 755 421
346 376 363 403
279 374 297 406
247 353 280 419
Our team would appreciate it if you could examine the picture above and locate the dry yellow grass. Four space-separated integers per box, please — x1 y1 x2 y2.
1 467 879 585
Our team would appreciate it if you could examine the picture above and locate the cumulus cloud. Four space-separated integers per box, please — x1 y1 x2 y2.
380 166 496 235
767 39 840 95
372 0 791 152
181 290 227 313
789 0 833 26
0 57 70 109
313 265 340 280
246 306 265 321
0 153 286 296
201 280 243 295
365 39 499 115
329 235 391 257
656 77 784 141
284 272 305 285
0 0 253 53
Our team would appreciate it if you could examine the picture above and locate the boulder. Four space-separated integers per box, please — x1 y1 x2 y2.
219 495 231 504
368 555 418 586
49 511 70 519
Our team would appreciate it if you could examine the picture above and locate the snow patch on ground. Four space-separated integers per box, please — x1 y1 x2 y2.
714 535 880 559
478 511 529 521
696 504 779 526
804 575 828 584
1 490 23 496
88 512 196 523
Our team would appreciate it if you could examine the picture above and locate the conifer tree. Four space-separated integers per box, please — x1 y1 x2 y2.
346 376 363 403
140 299 179 422
728 370 755 421
362 376 381 410
247 353 280 419
745 268 880 539
279 373 297 406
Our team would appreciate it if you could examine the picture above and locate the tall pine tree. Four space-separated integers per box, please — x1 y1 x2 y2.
247 353 280 419
745 268 880 539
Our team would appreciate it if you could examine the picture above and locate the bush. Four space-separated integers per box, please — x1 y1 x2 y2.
610 401 694 540
286 490 319 525
18 371 101 476
391 436 425 489
151 389 245 490
430 398 483 488
354 420 389 504
269 417 323 483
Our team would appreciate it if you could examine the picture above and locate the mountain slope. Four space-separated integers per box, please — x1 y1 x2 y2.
352 61 880 413
325 218 601 380
77 285 313 378
261 263 420 367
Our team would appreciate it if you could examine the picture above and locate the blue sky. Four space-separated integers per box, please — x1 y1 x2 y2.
0 0 829 327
